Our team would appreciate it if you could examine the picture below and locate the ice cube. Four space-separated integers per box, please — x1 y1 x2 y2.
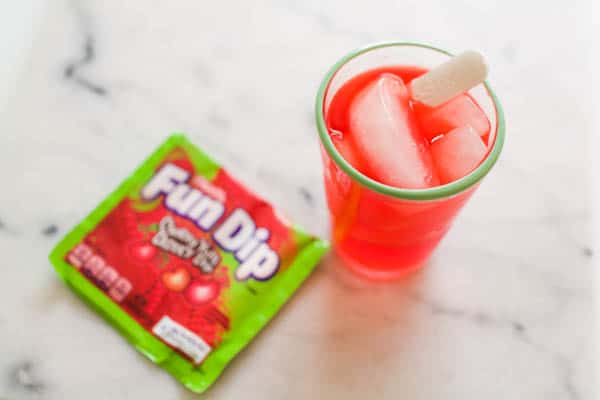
430 125 487 184
413 94 490 141
349 73 439 189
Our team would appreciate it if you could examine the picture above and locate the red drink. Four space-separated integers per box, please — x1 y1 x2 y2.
316 43 505 280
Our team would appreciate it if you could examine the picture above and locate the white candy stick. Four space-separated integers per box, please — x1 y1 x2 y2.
410 51 488 107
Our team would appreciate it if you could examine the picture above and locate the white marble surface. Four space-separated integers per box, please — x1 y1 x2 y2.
0 0 47 110
0 0 595 399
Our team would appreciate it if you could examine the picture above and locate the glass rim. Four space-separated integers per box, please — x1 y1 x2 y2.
315 41 506 201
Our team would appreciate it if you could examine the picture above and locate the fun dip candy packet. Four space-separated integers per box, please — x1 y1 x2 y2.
49 134 329 393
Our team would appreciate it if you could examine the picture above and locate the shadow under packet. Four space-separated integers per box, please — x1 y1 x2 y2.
49 133 329 393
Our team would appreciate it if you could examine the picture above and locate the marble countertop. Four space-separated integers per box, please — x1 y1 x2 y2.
0 0 46 111
0 0 595 399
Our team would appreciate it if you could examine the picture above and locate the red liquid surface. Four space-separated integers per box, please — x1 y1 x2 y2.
322 66 492 279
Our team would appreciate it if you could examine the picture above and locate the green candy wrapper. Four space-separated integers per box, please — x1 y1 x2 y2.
49 134 329 393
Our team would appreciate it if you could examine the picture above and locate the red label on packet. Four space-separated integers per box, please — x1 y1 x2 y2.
50 134 329 392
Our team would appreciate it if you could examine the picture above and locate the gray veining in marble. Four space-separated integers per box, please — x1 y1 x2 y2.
0 0 595 399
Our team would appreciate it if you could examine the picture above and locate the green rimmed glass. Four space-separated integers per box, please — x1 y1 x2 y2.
315 42 505 279
316 42 505 201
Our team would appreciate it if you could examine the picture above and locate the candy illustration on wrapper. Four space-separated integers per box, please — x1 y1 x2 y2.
162 267 191 292
128 240 157 261
49 134 329 393
184 279 221 305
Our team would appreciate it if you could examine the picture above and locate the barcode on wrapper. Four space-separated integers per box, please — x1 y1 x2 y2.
152 316 211 364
